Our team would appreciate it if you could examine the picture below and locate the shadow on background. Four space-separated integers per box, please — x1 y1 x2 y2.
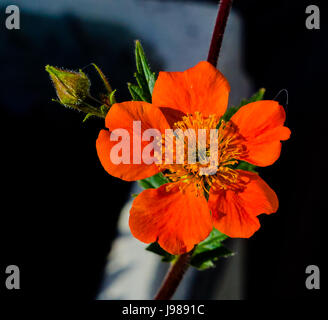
0 9 162 300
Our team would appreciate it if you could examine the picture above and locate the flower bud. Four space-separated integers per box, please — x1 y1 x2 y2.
45 65 90 107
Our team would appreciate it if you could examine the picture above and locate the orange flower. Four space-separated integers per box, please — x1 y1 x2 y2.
96 61 290 255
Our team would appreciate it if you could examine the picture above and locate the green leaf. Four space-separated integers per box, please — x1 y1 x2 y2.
134 72 152 102
135 40 156 95
193 228 228 253
146 242 176 262
222 88 266 121
190 228 233 270
145 228 233 269
128 40 156 103
190 246 234 270
138 173 168 189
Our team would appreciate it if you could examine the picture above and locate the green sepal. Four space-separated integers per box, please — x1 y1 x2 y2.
128 83 145 101
221 106 239 122
138 173 169 189
146 242 176 263
83 113 94 123
238 87 266 108
91 63 113 97
109 89 117 105
190 228 234 270
137 179 153 190
235 161 258 173
222 88 266 121
100 104 109 116
90 64 116 110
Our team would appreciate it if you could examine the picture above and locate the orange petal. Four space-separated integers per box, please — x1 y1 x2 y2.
96 101 170 181
152 61 230 118
231 100 291 166
129 183 212 255
105 101 169 134
96 129 160 181
208 170 278 238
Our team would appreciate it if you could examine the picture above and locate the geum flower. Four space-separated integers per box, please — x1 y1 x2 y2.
96 61 290 255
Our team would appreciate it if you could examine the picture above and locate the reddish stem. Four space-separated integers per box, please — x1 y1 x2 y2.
207 0 234 67
153 1 233 301
154 252 192 300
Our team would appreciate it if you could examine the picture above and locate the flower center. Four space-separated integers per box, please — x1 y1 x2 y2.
157 112 246 195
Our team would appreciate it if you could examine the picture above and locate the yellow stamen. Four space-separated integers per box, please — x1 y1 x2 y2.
156 112 247 195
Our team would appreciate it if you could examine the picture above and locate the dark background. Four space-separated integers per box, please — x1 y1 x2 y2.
0 0 325 300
